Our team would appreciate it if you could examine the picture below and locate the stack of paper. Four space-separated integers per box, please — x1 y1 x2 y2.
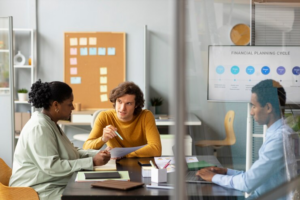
93 159 116 171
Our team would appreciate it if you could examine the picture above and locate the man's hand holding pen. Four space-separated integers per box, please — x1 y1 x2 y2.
102 125 123 142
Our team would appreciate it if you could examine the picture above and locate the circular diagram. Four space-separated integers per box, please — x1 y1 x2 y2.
277 66 286 75
261 66 270 75
246 66 255 75
231 66 240 75
292 66 300 75
216 65 225 74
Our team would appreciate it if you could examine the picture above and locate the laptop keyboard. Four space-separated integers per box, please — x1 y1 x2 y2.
186 171 205 181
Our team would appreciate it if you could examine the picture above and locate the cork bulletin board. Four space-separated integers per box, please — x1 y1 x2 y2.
64 32 126 110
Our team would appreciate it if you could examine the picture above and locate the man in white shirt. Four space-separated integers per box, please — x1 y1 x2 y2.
197 79 297 199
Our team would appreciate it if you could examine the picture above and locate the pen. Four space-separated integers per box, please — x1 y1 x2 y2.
149 160 156 169
163 160 171 169
114 131 123 140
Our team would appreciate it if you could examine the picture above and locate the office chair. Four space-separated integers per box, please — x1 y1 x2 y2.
195 110 236 157
73 109 105 142
0 158 39 200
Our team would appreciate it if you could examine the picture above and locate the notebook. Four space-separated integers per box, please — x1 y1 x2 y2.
93 159 116 171
75 171 130 182
91 180 144 190
187 160 216 171
84 172 120 179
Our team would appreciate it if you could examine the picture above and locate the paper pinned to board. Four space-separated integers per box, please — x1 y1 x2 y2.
100 76 107 84
89 47 97 55
70 38 78 46
79 37 87 45
70 67 77 75
89 37 97 45
100 67 107 75
100 94 108 102
98 47 106 55
70 48 77 55
110 145 146 158
100 85 107 93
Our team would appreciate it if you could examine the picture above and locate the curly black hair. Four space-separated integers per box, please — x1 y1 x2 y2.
29 79 72 110
109 82 144 115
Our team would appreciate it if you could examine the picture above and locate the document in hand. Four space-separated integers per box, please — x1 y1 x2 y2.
110 145 146 158
187 160 216 171
93 159 116 171
75 171 130 182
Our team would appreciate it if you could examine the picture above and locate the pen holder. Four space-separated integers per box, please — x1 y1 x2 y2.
141 166 152 177
151 168 167 183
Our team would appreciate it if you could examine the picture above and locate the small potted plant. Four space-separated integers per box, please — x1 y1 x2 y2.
17 88 28 101
150 97 163 114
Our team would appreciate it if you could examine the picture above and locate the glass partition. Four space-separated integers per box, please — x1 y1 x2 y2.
172 0 300 199
0 16 15 167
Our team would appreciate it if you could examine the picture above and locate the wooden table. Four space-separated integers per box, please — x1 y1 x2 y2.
61 156 244 200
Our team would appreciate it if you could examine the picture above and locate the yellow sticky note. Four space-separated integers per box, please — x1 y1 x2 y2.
100 94 108 102
79 38 87 45
89 37 97 45
100 85 107 93
100 77 107 84
100 67 107 75
70 38 78 46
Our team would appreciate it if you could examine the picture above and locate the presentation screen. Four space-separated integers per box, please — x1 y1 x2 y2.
208 46 300 103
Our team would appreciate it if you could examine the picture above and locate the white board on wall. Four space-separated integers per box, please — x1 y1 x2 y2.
208 46 300 103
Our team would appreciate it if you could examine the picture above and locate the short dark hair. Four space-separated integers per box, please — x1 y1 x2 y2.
109 82 144 115
251 79 286 117
29 79 72 110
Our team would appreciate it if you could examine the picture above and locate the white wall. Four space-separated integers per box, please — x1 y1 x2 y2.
0 0 252 168
36 0 172 112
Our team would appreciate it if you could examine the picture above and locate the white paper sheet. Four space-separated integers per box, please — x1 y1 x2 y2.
154 156 198 173
110 145 146 158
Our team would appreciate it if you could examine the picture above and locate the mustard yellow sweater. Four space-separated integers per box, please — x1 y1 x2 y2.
83 109 162 157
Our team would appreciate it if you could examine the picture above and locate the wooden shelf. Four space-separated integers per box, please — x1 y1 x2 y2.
14 65 32 69
14 100 30 104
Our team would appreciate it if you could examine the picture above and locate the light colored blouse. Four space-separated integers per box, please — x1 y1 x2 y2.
9 111 98 200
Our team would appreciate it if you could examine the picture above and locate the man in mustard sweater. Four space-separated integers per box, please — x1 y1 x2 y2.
83 81 162 157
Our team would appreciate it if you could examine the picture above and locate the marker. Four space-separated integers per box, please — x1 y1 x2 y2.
149 160 156 169
163 160 171 169
115 131 123 140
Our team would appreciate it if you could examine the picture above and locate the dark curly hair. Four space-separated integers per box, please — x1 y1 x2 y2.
252 79 286 117
109 82 144 115
29 79 72 110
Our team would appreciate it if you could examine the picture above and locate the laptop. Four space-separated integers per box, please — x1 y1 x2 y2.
184 161 212 183
171 146 212 183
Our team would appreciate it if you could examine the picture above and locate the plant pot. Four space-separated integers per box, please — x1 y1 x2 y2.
18 93 27 101
149 106 156 115
155 106 161 114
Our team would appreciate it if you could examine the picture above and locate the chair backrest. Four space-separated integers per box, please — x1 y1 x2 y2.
0 158 12 186
91 109 106 128
224 110 236 145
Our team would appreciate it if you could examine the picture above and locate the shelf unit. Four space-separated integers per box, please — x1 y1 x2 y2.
13 29 36 114
12 29 36 137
